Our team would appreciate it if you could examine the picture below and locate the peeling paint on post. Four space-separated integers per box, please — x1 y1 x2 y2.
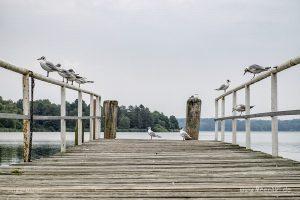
186 96 201 140
104 100 118 139
23 73 31 162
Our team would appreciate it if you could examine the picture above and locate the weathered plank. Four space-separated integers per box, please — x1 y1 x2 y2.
0 139 299 199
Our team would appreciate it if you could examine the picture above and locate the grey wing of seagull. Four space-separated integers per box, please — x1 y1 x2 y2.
250 64 263 69
216 84 226 90
45 61 57 71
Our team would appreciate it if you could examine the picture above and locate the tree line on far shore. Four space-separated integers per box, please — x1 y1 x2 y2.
0 96 179 132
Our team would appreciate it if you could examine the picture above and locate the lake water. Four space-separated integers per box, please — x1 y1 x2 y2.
0 131 299 166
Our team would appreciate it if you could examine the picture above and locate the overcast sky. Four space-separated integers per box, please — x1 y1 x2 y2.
0 0 299 118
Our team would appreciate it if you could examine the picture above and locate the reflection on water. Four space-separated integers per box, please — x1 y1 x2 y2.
0 131 299 166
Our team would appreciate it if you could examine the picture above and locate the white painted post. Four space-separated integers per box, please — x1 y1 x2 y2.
221 97 225 142
23 74 31 162
214 100 219 141
232 91 237 144
78 91 83 145
271 73 278 156
245 85 251 149
90 94 94 142
95 96 100 139
60 86 66 152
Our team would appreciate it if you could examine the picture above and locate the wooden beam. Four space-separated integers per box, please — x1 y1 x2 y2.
60 86 66 153
95 96 101 139
221 97 225 142
214 100 218 141
215 110 300 121
90 94 94 142
271 73 278 157
245 85 251 149
232 91 237 144
77 91 83 145
23 73 31 162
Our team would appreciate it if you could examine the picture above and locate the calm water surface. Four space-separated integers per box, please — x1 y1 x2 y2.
0 131 299 166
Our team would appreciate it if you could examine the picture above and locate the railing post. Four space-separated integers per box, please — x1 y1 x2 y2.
95 96 100 139
232 91 237 144
60 86 66 152
245 85 251 149
23 73 31 162
221 97 225 142
78 91 83 145
90 94 94 141
271 73 278 156
214 100 219 141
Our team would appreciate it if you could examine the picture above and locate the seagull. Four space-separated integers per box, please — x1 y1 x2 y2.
232 104 255 115
244 64 271 79
57 68 72 82
74 75 94 87
180 128 191 141
215 80 230 92
37 56 60 77
147 127 161 140
66 69 78 85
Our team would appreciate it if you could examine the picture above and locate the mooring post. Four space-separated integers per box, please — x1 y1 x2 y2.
90 94 94 141
95 96 101 139
104 100 118 139
271 73 278 156
60 86 66 152
214 100 218 141
232 91 237 144
23 73 31 162
186 96 201 140
77 91 83 145
221 97 225 142
245 85 251 149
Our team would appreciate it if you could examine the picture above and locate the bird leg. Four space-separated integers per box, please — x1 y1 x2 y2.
251 74 255 79
63 78 65 82
151 136 152 140
47 72 49 77
72 81 74 85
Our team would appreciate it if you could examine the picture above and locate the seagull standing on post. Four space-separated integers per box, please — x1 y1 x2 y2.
180 128 191 141
244 64 271 79
215 80 230 92
147 127 161 140
37 56 60 77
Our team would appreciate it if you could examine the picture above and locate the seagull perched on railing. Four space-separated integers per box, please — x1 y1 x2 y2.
232 104 255 115
215 80 230 92
244 64 271 79
66 69 78 85
74 75 94 87
147 127 161 140
180 128 191 141
57 68 72 82
37 56 60 77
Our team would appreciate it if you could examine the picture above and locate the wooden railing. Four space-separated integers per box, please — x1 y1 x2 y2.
214 56 300 157
0 59 101 162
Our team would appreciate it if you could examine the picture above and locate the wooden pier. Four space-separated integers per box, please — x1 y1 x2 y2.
0 139 300 199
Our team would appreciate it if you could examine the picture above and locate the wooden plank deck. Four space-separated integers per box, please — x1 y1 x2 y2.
0 139 300 199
